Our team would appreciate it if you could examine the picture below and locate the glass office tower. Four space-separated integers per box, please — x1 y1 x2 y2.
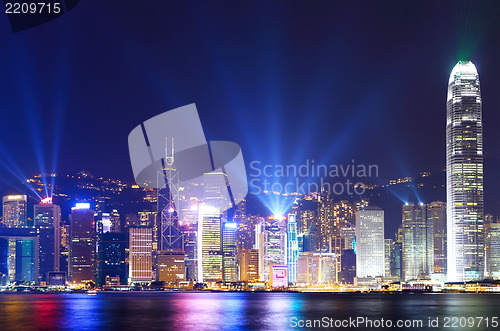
446 61 484 281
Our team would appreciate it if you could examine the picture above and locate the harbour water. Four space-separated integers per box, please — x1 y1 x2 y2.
0 292 498 330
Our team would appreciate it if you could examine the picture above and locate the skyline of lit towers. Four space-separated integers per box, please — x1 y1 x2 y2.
446 61 485 282
286 214 298 283
402 202 432 281
355 206 385 278
427 201 447 275
128 225 153 284
34 198 61 281
2 195 27 227
69 203 95 285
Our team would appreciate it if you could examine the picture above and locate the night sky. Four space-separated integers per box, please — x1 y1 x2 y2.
1 1 500 213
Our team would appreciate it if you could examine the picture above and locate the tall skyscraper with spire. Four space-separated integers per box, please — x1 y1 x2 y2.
446 61 484 282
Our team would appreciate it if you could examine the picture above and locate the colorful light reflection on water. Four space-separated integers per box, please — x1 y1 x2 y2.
0 292 498 330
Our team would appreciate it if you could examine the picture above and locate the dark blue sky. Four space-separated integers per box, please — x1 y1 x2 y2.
1 0 500 192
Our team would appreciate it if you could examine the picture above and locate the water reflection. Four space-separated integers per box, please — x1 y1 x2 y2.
0 292 498 330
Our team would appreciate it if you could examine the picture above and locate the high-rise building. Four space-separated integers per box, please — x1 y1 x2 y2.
109 209 120 233
137 211 157 249
94 211 121 235
318 199 353 254
157 141 183 251
428 201 447 275
340 227 356 251
69 203 96 285
340 249 356 284
355 206 384 278
391 226 403 281
0 227 39 283
2 195 27 228
297 252 316 283
182 206 198 281
302 223 319 253
446 61 485 282
287 214 298 284
238 248 259 282
222 222 238 282
95 212 112 234
97 232 127 286
198 205 222 282
34 198 61 281
384 238 392 278
129 226 153 284
234 198 246 223
485 223 500 279
256 216 287 282
153 250 185 283
402 203 432 281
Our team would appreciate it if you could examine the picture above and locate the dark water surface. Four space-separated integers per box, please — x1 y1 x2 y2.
0 292 498 330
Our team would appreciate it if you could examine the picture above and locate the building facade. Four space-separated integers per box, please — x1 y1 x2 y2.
129 226 153 284
2 195 27 228
402 203 432 281
355 207 385 278
485 223 500 279
34 199 61 280
428 201 447 275
69 204 96 285
446 61 485 281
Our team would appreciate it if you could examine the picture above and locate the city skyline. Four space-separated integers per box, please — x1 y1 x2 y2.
3 1 500 329
0 0 499 287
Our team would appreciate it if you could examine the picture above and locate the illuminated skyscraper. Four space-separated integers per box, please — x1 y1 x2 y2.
355 206 384 278
238 248 259 282
402 203 432 281
2 195 27 227
69 203 95 285
94 212 113 234
97 232 127 286
34 198 61 281
286 214 298 283
427 201 447 275
129 226 153 284
198 205 223 282
391 226 403 281
485 223 500 279
153 250 185 282
446 61 484 281
384 239 392 278
182 207 199 281
222 222 238 282
256 216 287 282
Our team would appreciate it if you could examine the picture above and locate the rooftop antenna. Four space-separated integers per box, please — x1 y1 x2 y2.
165 137 174 166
